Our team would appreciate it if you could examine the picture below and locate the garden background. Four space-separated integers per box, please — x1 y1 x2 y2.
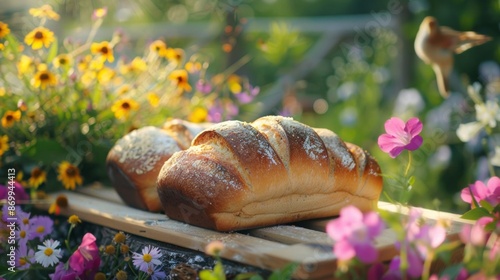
1 0 500 214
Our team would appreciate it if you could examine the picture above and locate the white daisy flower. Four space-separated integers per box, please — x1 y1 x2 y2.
34 239 62 267
132 245 163 272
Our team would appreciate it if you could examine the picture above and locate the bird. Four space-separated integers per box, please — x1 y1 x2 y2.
414 16 492 98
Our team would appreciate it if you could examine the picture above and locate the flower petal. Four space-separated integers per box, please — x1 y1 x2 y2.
334 240 356 261
405 117 423 137
384 117 406 136
388 146 405 158
378 134 404 154
405 135 423 151
354 242 378 263
456 122 483 142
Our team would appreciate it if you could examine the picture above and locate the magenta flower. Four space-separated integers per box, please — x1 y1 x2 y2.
460 176 500 207
234 84 260 104
196 80 212 94
0 182 29 203
69 233 101 279
326 205 385 263
459 216 494 246
378 117 423 158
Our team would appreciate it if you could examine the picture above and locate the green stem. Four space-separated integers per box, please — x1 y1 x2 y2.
404 151 412 178
421 251 434 280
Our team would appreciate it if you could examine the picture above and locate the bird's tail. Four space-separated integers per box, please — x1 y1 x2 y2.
432 64 450 98
455 32 492 54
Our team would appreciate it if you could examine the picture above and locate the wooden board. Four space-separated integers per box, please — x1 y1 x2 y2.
35 184 471 279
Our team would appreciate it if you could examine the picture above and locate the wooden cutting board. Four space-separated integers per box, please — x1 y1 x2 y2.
35 184 471 279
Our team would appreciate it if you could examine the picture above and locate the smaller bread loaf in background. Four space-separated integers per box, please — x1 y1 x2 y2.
157 115 383 231
106 119 212 212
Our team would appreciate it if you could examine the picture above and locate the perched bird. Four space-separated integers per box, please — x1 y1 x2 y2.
414 16 492 98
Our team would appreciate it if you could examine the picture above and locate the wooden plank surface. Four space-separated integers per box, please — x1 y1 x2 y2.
35 184 470 279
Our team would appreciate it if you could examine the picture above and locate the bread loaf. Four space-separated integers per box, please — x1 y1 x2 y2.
157 115 383 231
106 119 212 211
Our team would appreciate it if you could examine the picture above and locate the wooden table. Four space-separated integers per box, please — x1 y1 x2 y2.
35 183 471 279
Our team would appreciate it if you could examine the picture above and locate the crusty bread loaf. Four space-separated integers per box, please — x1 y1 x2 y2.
106 119 212 211
157 115 383 231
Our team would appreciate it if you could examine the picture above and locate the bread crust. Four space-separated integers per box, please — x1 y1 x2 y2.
106 120 212 211
157 116 383 231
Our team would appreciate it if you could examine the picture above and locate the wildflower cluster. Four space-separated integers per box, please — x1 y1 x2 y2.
0 5 260 195
326 115 500 279
0 203 170 279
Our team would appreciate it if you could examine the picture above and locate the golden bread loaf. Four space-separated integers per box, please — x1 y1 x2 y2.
157 115 383 231
106 119 212 211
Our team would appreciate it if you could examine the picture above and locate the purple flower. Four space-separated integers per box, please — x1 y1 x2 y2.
146 265 167 280
234 84 260 104
30 216 54 240
378 117 423 158
50 262 78 280
460 176 500 207
326 205 385 263
16 242 34 270
207 101 239 122
132 245 163 272
69 233 100 279
0 182 30 203
196 80 212 94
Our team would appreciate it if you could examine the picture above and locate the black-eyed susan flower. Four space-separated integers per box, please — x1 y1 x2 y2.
0 135 9 156
24 27 55 50
17 55 35 76
111 98 139 120
90 41 114 63
149 40 168 57
48 194 68 215
32 67 57 89
97 67 115 85
28 167 47 188
57 161 83 190
52 54 73 69
166 48 185 65
0 21 10 38
29 5 60 21
2 110 21 128
168 69 192 92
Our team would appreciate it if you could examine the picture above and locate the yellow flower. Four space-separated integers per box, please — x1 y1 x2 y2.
117 85 131 95
188 107 208 123
113 231 126 244
2 110 21 128
32 68 57 89
166 48 185 64
29 5 60 21
24 27 55 50
149 40 168 57
228 74 242 93
91 41 114 63
17 55 35 76
53 54 73 69
57 161 83 190
48 195 68 215
28 167 47 188
77 55 92 72
0 87 5 96
68 215 81 225
92 7 108 20
0 43 4 50
185 61 202 73
120 57 147 75
97 67 115 84
0 135 9 156
111 99 139 120
81 71 97 86
0 21 10 38
168 69 192 92
147 92 160 107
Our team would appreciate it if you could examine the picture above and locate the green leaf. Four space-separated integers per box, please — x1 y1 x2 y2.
199 270 218 280
213 262 226 280
479 200 494 212
460 207 492 220
407 175 416 186
5 34 20 56
46 37 59 63
439 263 466 279
268 263 298 280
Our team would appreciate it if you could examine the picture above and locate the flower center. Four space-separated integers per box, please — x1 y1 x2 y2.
19 258 27 266
396 131 411 145
20 230 26 238
6 115 13 121
143 253 152 263
121 102 131 109
34 31 44 39
37 226 45 233
33 168 42 177
23 218 30 225
66 166 77 177
40 73 50 81
100 46 109 54
44 248 53 256
177 76 184 84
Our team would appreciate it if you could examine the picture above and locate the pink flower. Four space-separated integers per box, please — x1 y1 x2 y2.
460 216 494 246
69 233 100 279
378 117 423 158
460 176 500 207
50 262 78 280
326 205 385 263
